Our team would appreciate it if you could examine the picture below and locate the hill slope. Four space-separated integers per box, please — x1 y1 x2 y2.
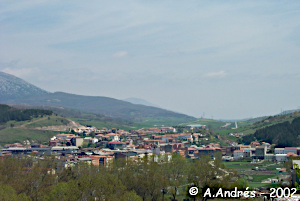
0 72 195 124
0 104 69 145
243 116 300 147
6 92 194 123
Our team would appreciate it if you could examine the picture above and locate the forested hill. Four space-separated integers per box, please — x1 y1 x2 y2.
243 116 300 147
0 104 52 124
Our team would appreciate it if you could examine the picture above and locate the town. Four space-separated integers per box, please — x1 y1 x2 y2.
1 123 298 189
1 124 297 163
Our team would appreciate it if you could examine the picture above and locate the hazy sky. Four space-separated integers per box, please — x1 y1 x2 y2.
1 1 300 119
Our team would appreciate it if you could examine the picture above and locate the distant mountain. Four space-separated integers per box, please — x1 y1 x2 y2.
6 92 194 122
0 71 48 101
0 72 195 124
123 97 159 108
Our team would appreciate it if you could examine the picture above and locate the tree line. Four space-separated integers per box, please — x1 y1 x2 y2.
0 154 246 201
0 104 53 124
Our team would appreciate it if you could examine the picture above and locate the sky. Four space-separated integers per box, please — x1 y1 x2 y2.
1 1 300 119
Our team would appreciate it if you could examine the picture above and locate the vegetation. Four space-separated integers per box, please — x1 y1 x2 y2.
4 91 195 124
243 116 300 147
0 104 52 124
25 115 69 128
0 154 241 201
223 161 286 189
215 111 300 143
0 128 59 145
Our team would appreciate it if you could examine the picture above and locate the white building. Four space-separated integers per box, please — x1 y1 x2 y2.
276 154 288 162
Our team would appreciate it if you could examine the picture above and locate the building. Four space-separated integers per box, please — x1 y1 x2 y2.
276 154 288 162
255 146 266 159
196 147 222 159
233 149 244 159
107 142 125 150
275 148 285 154
284 147 297 154
71 138 84 147
265 154 275 161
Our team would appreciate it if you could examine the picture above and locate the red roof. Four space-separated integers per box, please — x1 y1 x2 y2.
287 152 298 157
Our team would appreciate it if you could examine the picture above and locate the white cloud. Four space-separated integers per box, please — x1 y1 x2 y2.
204 70 227 78
112 51 128 58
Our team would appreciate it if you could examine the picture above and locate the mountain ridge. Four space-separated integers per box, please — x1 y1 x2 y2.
0 71 48 101
0 72 195 124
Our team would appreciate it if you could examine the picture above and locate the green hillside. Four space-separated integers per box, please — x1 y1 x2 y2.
216 111 300 142
0 128 59 145
243 115 300 147
0 104 70 145
25 115 69 128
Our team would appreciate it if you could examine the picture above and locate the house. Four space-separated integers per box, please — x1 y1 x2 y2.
250 141 260 148
284 147 297 154
105 133 120 141
49 140 58 147
196 147 222 159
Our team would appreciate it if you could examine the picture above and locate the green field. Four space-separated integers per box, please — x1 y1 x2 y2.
26 115 69 128
0 128 59 145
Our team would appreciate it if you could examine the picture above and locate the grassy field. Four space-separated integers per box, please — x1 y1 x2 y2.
25 115 69 128
0 128 59 145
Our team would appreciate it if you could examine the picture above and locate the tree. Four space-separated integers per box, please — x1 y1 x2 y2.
187 156 235 201
165 154 189 201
